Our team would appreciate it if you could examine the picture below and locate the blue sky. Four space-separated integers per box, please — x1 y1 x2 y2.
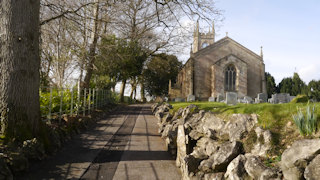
212 0 320 84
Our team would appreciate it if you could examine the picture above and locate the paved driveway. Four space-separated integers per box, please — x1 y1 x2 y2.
19 104 180 180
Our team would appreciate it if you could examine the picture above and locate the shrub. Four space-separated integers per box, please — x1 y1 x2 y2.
292 105 318 135
290 94 309 103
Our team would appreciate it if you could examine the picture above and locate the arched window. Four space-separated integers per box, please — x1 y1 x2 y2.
225 64 236 91
202 42 208 48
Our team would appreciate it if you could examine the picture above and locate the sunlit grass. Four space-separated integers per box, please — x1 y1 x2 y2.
169 101 320 155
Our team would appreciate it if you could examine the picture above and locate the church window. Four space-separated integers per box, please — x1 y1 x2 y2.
202 42 208 48
225 65 236 91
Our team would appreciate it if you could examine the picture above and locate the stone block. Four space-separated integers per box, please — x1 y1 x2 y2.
208 97 215 102
175 97 185 102
217 94 224 102
187 95 195 102
226 92 238 105
272 93 290 104
244 96 253 104
257 93 268 103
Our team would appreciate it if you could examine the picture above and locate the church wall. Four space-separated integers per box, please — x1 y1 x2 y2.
171 59 193 99
193 39 264 99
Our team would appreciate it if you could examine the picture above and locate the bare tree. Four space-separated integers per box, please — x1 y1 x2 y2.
0 0 41 139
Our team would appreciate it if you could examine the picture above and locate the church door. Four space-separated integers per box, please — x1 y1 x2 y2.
225 64 236 91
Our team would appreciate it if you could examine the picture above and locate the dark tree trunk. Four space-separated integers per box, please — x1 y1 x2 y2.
0 0 41 140
119 79 126 102
140 82 146 102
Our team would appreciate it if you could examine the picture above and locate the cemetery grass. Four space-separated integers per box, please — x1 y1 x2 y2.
169 101 320 156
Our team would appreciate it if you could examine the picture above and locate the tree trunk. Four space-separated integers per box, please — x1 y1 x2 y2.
119 79 126 102
129 78 137 99
140 82 146 102
0 0 40 140
83 0 101 88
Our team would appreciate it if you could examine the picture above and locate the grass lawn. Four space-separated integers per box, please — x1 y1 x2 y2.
169 101 320 155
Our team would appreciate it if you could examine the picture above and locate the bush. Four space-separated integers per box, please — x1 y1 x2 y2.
290 94 309 103
292 105 318 135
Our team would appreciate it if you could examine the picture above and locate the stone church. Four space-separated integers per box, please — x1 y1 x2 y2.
169 22 267 101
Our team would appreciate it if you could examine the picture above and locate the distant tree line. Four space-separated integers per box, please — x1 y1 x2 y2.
265 72 320 101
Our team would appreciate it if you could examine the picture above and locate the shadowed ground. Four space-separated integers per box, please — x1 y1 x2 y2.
18 104 180 180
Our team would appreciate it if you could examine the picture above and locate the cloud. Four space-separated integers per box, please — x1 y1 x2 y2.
298 64 320 83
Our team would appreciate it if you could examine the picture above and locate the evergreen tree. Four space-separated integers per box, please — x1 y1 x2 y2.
265 72 277 98
292 72 307 95
278 77 293 95
307 80 320 101
143 54 182 97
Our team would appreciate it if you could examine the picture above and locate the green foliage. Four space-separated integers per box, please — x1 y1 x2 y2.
307 80 320 101
290 94 309 103
292 73 307 95
265 72 277 98
292 105 318 135
90 74 116 90
39 88 115 118
143 53 182 97
264 155 281 168
278 72 307 96
95 35 147 102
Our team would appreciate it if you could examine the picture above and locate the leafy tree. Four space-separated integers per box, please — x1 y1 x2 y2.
0 1 41 140
307 80 320 101
95 35 147 102
265 72 277 98
143 54 182 97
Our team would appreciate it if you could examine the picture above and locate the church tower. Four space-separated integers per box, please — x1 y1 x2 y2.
192 21 215 54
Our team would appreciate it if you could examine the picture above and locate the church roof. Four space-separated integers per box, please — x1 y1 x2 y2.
191 36 263 61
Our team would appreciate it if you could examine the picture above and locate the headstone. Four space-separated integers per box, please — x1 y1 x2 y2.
244 96 253 104
226 92 238 105
257 93 268 103
255 98 263 104
271 93 290 104
208 97 215 102
175 97 185 102
217 94 224 102
187 95 195 102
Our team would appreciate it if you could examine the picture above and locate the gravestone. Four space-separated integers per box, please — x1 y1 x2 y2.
226 92 238 105
271 93 290 104
244 96 253 104
187 95 195 102
217 94 224 102
208 97 215 102
175 97 185 102
257 93 268 103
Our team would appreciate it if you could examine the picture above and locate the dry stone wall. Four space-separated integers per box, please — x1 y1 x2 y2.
152 103 320 180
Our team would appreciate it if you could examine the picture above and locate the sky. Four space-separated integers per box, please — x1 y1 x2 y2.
207 0 320 84
118 0 320 98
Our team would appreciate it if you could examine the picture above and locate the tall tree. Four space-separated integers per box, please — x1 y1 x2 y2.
278 77 293 95
143 53 182 97
0 0 40 140
96 35 147 102
265 72 277 98
307 80 320 101
292 72 307 95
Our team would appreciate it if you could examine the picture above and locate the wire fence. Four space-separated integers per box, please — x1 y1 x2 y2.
40 87 112 122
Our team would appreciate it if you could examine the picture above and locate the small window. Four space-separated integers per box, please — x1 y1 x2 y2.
202 42 208 48
225 64 236 91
